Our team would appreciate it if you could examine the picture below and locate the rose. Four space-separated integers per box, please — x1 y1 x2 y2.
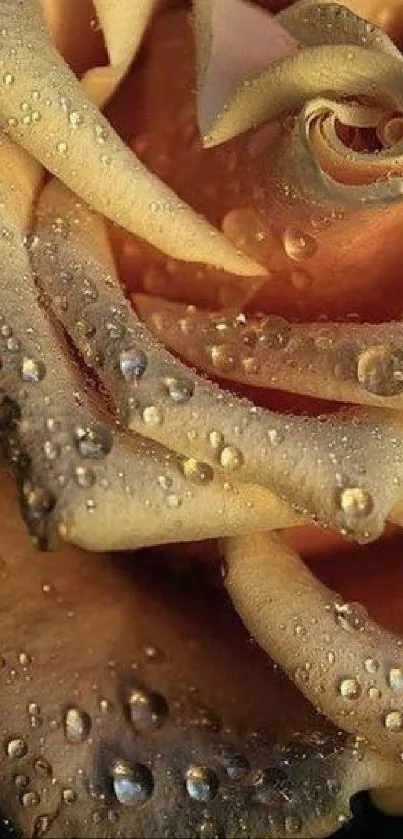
1 0 403 836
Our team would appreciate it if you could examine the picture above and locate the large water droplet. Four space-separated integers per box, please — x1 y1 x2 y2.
357 345 403 396
74 424 113 459
128 686 168 733
388 667 403 692
334 601 367 631
220 446 243 471
6 737 27 759
384 710 403 732
185 765 219 802
181 457 214 485
336 486 373 519
338 677 361 700
112 759 153 806
283 227 317 261
119 348 147 380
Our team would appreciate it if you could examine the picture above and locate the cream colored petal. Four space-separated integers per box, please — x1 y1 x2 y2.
0 136 298 552
135 296 403 410
0 0 264 277
32 179 403 544
224 531 403 759
82 0 162 108
93 0 161 66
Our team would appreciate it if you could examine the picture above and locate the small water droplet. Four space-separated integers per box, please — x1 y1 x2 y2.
63 707 91 744
384 710 403 732
68 111 83 129
338 677 361 700
208 430 224 451
164 376 194 403
6 737 27 759
21 791 39 808
56 141 68 156
364 658 379 675
334 601 367 631
142 405 163 425
74 465 96 488
21 356 46 383
43 440 60 461
220 446 243 471
62 788 77 805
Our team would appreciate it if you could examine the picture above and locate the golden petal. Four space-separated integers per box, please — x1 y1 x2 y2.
225 530 403 758
0 0 264 276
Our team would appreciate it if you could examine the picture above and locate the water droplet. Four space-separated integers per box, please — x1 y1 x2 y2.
338 677 361 700
388 667 403 692
56 141 68 156
337 486 373 519
112 759 153 806
68 111 83 129
21 356 46 383
364 658 379 675
283 227 317 261
258 316 291 349
33 757 52 777
185 765 219 802
119 348 147 380
164 376 194 403
142 405 163 425
21 791 39 808
220 446 243 471
63 707 91 744
62 788 77 805
6 738 27 759
94 124 108 143
181 457 214 485
18 651 31 666
43 440 60 461
384 710 403 732
74 424 113 459
357 345 403 396
334 601 367 631
128 686 168 733
208 430 224 451
74 465 95 488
